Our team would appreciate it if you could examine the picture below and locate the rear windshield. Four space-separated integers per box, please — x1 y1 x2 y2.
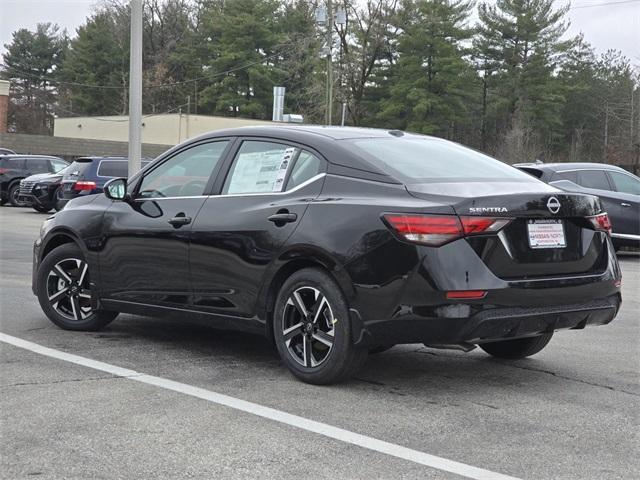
63 160 94 178
346 137 537 183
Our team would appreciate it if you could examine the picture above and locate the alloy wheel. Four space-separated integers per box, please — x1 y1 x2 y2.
46 257 93 321
282 286 335 368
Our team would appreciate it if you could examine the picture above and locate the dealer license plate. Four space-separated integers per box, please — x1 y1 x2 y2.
527 219 566 249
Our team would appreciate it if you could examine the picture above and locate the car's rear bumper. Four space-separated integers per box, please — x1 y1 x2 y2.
351 294 620 346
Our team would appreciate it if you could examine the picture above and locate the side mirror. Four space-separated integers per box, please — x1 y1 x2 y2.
104 178 129 201
549 179 582 192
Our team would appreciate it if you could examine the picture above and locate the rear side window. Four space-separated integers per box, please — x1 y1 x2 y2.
553 171 578 183
223 141 296 194
577 170 611 190
3 158 24 170
98 160 128 178
26 158 50 173
346 137 536 183
286 151 323 190
608 171 640 195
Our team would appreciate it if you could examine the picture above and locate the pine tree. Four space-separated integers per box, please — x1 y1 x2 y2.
1 23 68 134
377 0 477 138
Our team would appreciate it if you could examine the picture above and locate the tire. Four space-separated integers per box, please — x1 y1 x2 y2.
479 333 553 359
8 183 24 207
273 268 368 384
33 204 52 213
36 243 118 331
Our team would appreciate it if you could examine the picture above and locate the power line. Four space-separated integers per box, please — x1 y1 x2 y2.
570 0 640 9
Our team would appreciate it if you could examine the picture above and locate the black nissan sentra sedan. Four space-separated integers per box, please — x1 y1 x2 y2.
32 126 622 384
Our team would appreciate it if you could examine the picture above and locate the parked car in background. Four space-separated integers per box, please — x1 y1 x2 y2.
0 148 16 155
0 155 69 206
515 163 640 249
56 157 150 211
17 163 76 213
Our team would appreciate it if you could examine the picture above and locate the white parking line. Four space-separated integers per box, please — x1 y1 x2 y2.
1 332 521 480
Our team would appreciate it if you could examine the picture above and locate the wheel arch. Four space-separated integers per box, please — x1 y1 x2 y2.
258 248 355 344
40 229 85 262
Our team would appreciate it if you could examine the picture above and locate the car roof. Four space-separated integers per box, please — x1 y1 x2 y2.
516 162 630 173
0 154 64 160
195 125 413 141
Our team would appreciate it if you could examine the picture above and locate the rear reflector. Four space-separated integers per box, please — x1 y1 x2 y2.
587 213 612 234
446 290 487 299
383 214 512 246
72 181 97 191
614 279 621 288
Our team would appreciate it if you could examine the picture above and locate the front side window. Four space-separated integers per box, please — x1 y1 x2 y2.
223 141 297 194
138 141 228 198
608 171 640 195
578 170 611 191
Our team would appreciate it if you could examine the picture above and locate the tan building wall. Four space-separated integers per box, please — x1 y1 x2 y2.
54 113 276 145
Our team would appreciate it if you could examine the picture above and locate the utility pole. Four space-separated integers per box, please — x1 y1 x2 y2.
128 0 143 177
603 101 609 164
325 0 333 126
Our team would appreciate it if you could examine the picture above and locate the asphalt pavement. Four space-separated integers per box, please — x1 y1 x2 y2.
1 205 638 479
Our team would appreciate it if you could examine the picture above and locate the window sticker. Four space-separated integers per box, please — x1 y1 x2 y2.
272 147 296 192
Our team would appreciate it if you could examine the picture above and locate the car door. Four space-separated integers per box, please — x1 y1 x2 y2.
606 170 640 237
98 139 232 307
189 139 326 318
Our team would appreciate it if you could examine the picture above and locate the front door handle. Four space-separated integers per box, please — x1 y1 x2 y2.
168 213 192 227
621 202 631 208
268 212 298 225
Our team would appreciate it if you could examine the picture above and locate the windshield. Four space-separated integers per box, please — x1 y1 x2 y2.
346 137 539 183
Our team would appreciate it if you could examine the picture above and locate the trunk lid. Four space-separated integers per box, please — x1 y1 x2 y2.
406 181 607 279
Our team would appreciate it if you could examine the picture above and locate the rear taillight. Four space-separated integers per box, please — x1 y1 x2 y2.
72 181 96 191
0 167 9 175
383 214 511 246
587 213 612 234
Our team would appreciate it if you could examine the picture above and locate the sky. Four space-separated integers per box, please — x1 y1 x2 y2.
0 0 639 61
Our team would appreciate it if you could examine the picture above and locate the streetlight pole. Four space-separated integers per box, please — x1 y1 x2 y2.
128 0 143 177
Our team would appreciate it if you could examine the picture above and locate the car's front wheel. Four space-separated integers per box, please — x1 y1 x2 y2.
479 333 553 359
273 268 367 384
36 243 118 331
8 183 24 207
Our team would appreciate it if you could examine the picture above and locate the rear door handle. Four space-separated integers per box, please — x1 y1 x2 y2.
621 203 631 207
168 214 192 227
268 212 298 224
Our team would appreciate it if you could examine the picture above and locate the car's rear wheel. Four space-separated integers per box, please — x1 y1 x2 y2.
8 183 24 207
273 268 367 384
36 243 118 331
479 333 553 359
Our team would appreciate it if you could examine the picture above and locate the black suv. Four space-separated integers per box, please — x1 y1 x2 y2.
0 155 69 206
18 163 74 213
56 157 150 210
516 163 639 249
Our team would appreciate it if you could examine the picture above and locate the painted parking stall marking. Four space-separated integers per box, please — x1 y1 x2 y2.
0 332 521 480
